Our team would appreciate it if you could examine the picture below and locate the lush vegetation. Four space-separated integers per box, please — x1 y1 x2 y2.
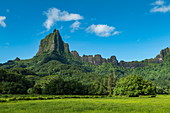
0 94 103 102
0 68 33 94
1 29 170 113
1 29 170 97
114 75 156 97
1 47 170 96
0 95 170 113
1 52 170 96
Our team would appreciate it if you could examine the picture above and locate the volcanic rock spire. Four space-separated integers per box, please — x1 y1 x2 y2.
36 29 70 56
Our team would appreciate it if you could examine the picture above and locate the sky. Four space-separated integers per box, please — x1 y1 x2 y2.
0 0 170 63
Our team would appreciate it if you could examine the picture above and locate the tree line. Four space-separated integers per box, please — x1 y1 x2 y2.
0 68 157 97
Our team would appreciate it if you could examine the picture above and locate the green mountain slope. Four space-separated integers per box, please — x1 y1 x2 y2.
0 29 170 94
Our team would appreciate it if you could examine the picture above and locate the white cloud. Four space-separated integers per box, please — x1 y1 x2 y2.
0 16 6 27
70 21 81 32
151 0 165 5
112 31 121 35
151 5 170 12
43 8 83 30
86 24 121 37
150 0 170 13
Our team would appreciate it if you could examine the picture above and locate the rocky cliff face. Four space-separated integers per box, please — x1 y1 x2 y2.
70 50 80 59
36 29 70 56
144 47 170 63
70 51 119 65
71 47 170 67
108 56 119 65
161 47 170 57
81 55 118 65
36 29 170 67
119 60 147 68
119 47 170 68
14 57 20 61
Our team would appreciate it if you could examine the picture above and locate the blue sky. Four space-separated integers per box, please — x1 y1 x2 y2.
0 0 170 63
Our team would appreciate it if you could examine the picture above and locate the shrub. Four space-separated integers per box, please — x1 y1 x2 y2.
114 75 156 97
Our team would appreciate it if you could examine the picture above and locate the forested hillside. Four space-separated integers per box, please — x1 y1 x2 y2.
0 29 170 95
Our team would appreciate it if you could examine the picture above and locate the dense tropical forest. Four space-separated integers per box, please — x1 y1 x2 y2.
0 29 170 96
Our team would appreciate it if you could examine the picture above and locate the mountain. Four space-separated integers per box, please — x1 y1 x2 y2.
35 29 119 66
1 29 170 69
0 29 87 76
70 51 118 66
0 29 170 94
36 29 70 56
144 47 170 63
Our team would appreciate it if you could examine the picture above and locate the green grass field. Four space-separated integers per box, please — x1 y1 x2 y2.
0 95 170 113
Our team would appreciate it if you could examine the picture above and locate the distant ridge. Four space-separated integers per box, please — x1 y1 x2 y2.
35 29 170 67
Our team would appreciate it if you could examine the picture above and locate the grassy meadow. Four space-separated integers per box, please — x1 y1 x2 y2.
0 95 170 113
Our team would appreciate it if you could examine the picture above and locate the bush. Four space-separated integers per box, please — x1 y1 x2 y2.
114 75 156 97
43 78 85 95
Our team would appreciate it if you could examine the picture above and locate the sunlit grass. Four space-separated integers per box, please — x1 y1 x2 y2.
0 95 170 113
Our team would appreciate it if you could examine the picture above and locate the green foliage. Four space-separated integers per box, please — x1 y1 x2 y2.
0 82 26 94
0 94 103 102
0 68 33 94
1 46 170 95
114 75 156 97
28 84 43 94
128 62 170 93
43 77 85 95
1 95 170 113
9 68 36 75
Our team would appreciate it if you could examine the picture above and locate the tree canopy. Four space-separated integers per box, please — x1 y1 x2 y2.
114 75 156 97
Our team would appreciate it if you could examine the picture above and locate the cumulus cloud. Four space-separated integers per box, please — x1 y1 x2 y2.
0 16 6 27
70 21 81 32
150 0 170 13
86 24 121 37
43 8 83 30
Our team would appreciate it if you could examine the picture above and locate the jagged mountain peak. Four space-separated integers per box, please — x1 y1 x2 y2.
53 28 58 33
36 29 70 56
34 29 170 67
